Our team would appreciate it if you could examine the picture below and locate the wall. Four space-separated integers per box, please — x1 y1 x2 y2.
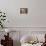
0 0 46 46
0 0 46 27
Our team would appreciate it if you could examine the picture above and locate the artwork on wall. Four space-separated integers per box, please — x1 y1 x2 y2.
20 8 28 14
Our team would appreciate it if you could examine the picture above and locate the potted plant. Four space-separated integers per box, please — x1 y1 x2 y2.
0 10 6 28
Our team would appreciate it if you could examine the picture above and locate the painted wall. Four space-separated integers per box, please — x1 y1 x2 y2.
0 0 46 27
0 0 46 46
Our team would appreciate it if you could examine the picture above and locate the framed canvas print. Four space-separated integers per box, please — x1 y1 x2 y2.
20 8 28 14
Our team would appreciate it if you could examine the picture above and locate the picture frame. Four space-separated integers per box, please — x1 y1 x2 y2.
20 8 28 14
